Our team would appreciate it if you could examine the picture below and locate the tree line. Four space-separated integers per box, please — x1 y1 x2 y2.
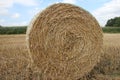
106 17 120 27
0 26 27 34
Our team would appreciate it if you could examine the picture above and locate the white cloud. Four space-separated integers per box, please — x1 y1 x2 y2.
0 0 38 7
92 0 120 26
0 0 38 16
62 0 77 4
0 0 13 8
11 13 20 19
0 9 9 15
0 0 13 15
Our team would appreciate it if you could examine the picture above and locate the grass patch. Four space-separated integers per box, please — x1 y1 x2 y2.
102 27 120 33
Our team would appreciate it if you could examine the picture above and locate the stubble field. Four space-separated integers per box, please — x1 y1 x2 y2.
0 34 120 80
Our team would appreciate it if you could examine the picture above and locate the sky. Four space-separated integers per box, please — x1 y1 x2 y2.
0 0 120 27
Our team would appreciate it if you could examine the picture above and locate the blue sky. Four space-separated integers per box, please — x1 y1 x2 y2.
0 0 120 26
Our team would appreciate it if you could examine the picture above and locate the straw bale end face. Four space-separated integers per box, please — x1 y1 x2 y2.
26 3 103 80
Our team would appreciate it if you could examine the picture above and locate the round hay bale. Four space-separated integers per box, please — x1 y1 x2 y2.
26 3 103 80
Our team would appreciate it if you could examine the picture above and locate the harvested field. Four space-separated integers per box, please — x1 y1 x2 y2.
0 34 120 80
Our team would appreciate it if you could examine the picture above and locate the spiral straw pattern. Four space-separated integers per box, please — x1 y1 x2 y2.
26 3 103 80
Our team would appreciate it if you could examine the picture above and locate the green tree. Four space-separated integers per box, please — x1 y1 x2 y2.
105 17 120 27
